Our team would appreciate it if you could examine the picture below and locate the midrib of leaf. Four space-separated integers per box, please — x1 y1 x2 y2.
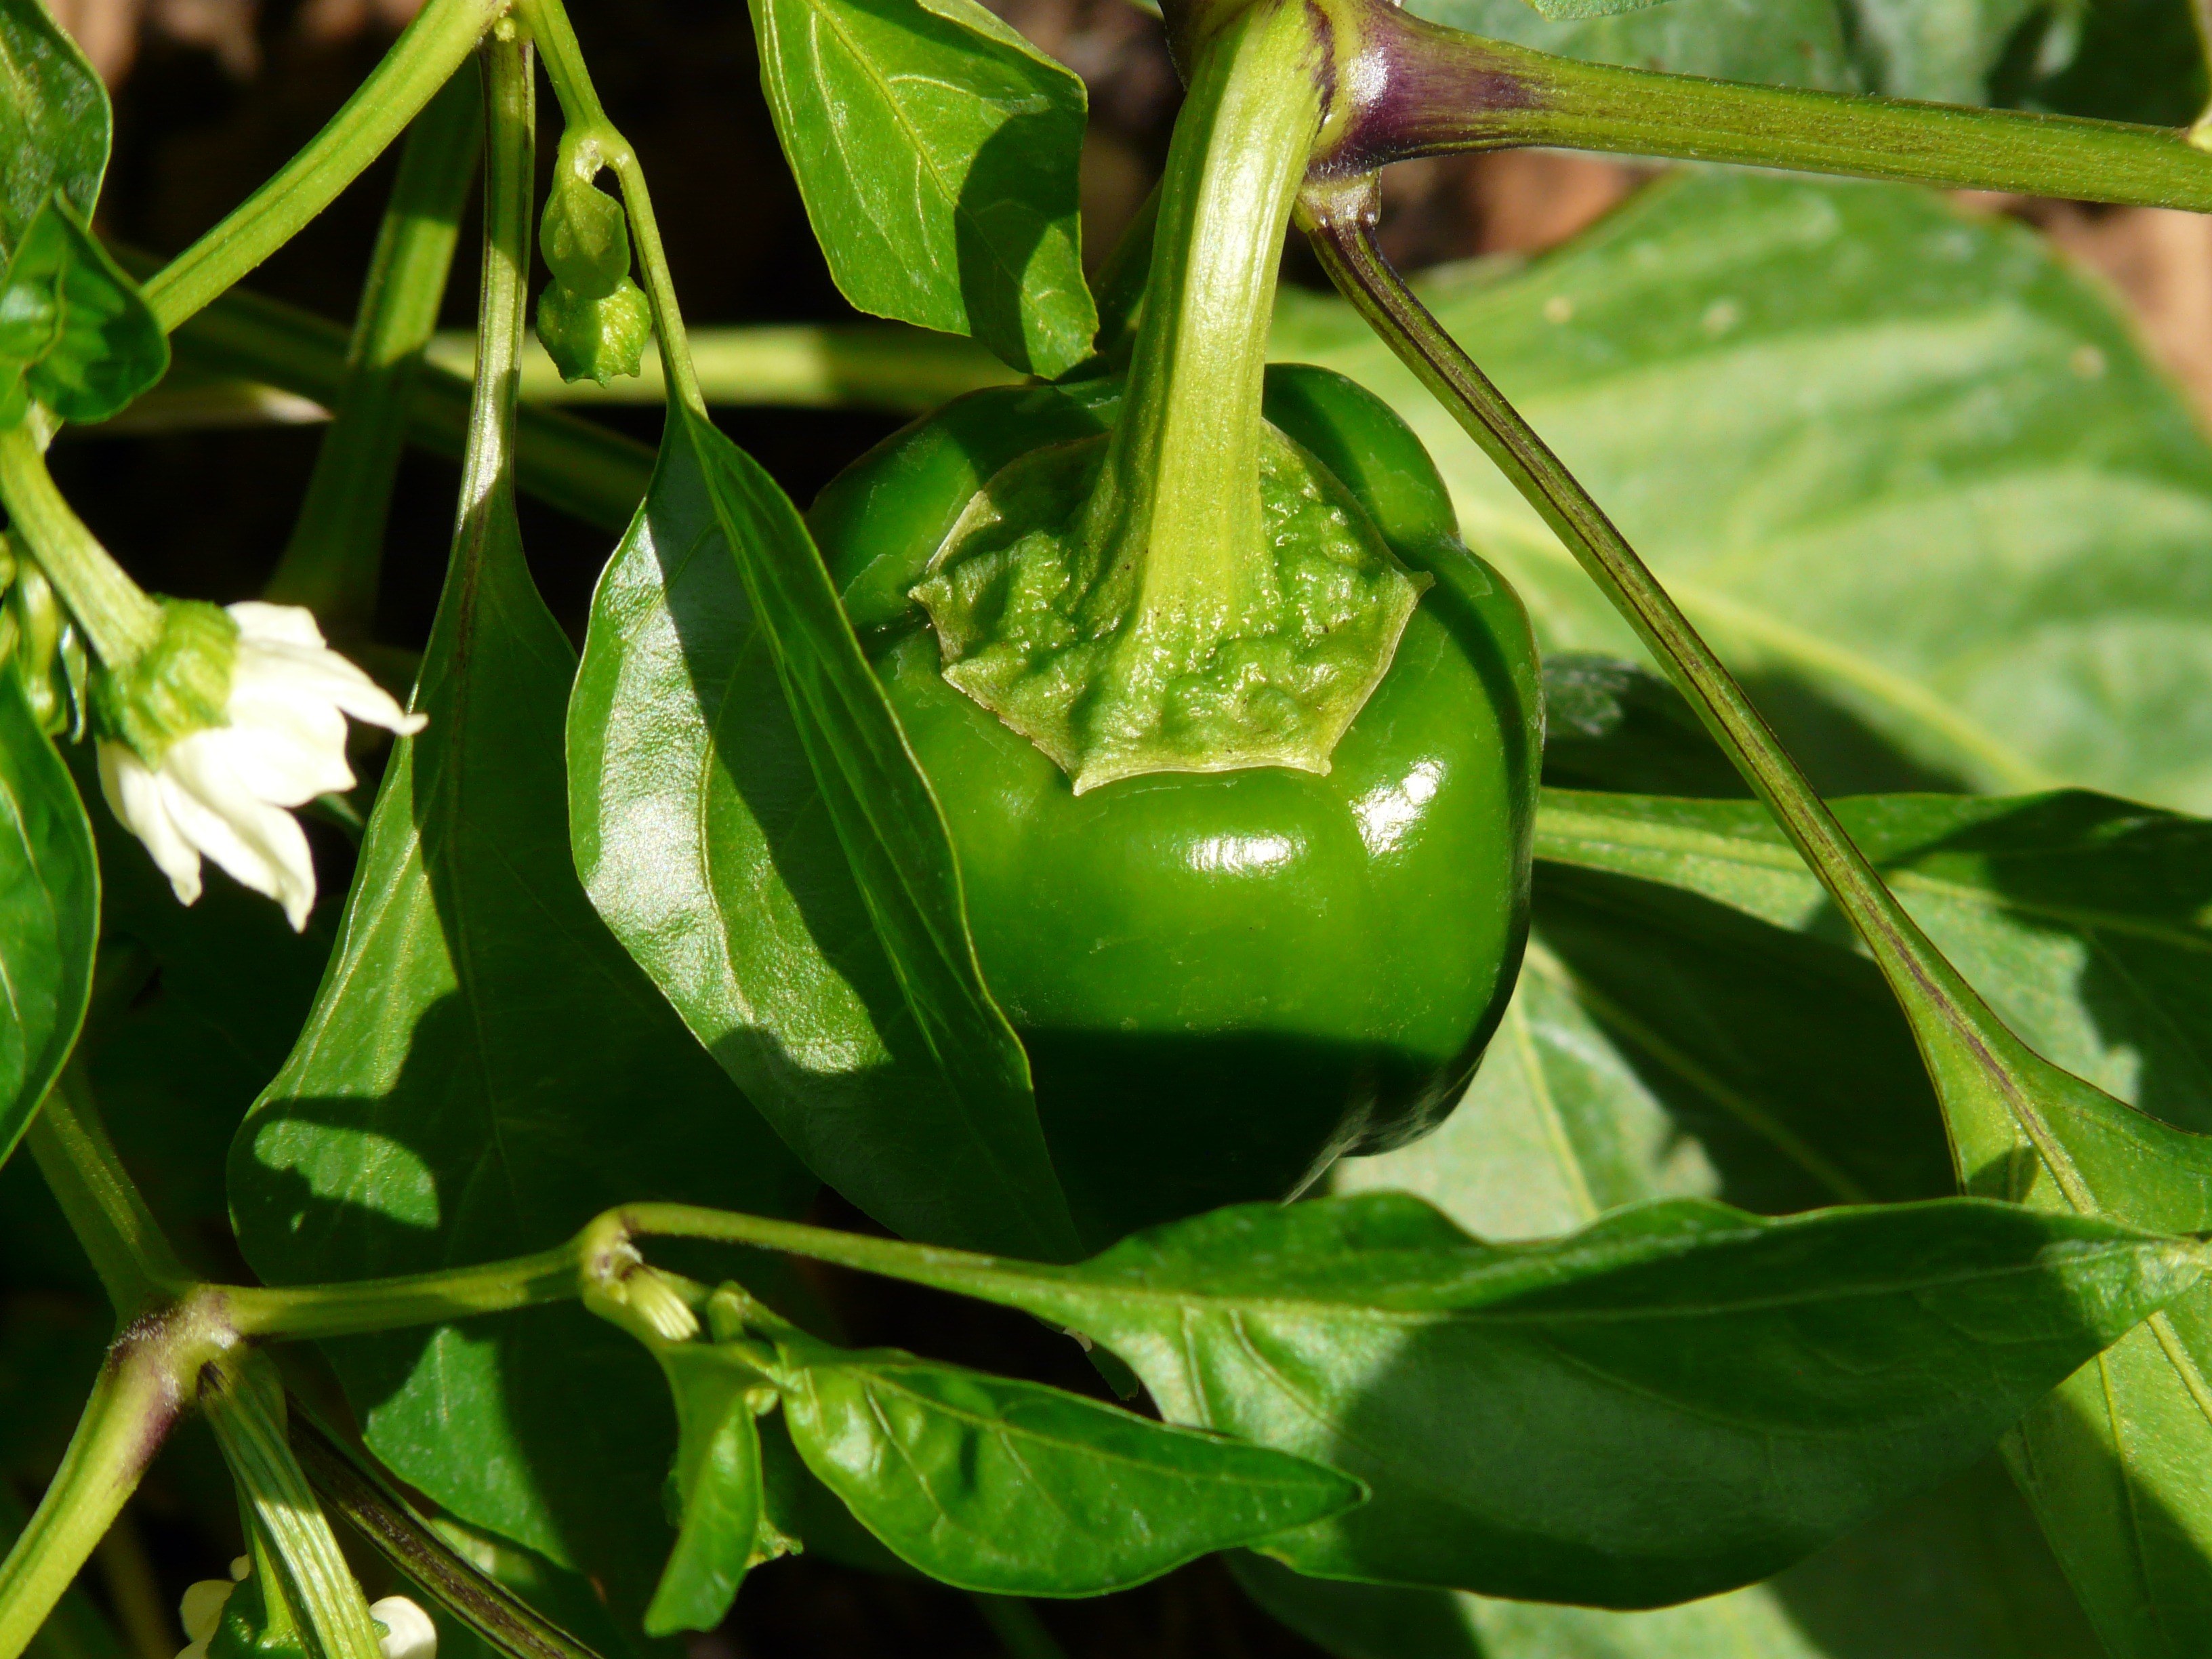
939 1231 2176 1333
1500 972 1602 1225
1523 939 1872 1204
1462 504 2060 790
797 0 1036 310
1537 800 2212 958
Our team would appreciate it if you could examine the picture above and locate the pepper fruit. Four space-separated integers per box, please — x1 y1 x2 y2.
813 364 1539 1245
809 0 1539 1246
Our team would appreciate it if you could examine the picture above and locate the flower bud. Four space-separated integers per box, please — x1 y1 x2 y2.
535 280 652 386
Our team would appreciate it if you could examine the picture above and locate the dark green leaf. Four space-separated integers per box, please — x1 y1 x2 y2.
1407 0 1853 88
644 1350 783 1635
0 194 167 424
1528 786 2212 1652
0 0 106 256
767 1340 1364 1595
745 0 1094 375
1328 872 2094 1656
1232 1455 2104 1657
1340 880 1951 1228
1273 172 2212 812
567 405 1080 1260
0 664 94 1170
228 403 814 1622
862 1191 2202 1605
2009 0 2207 125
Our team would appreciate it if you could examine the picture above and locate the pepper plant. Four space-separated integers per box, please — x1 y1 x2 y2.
1 0 2211 1650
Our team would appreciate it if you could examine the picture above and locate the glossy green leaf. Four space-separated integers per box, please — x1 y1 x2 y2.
228 396 814 1622
745 0 1094 375
1528 785 2212 1652
0 0 106 255
0 665 94 1171
1273 171 2212 812
644 1350 785 1635
814 1189 2202 1605
1409 0 1853 89
0 194 166 424
766 1338 1364 1595
567 405 1080 1261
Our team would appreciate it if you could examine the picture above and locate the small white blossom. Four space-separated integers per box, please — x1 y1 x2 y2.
368 1597 438 1659
99 601 424 931
175 1557 249 1659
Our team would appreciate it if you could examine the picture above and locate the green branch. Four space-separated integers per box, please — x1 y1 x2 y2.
264 70 483 636
203 1357 382 1659
1340 7 2212 209
24 1069 190 1316
289 1415 607 1659
143 0 502 333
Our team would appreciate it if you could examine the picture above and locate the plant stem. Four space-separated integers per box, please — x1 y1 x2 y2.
0 1483 131 1659
132 253 655 534
144 0 502 333
0 1337 193 1659
1329 5 2212 210
264 70 483 636
465 28 535 520
1294 180 2104 1208
288 1414 606 1659
0 428 163 667
25 1069 190 1316
1082 0 1322 629
512 0 705 415
225 1242 582 1340
203 1356 382 1659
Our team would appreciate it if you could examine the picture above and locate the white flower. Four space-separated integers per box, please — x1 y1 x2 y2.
99 601 424 931
175 1557 249 1659
369 1597 438 1659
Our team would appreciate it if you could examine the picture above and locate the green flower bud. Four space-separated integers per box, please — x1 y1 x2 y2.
535 278 653 386
539 160 632 301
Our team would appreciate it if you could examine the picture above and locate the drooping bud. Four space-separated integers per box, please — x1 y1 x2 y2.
535 140 652 386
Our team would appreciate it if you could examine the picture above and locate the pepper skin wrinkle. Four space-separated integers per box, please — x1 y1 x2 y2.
811 367 1540 1246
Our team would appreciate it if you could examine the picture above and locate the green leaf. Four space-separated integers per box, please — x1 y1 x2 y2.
766 1340 1364 1595
1326 845 2097 1656
745 0 1095 375
0 664 94 1170
0 194 167 424
643 1351 784 1635
1340 895 1950 1229
0 0 106 256
566 405 1081 1261
1273 171 2212 813
227 403 815 1621
1535 790 2212 1133
1408 0 1852 88
808 1190 2203 1605
1232 1454 2106 1658
1525 786 2212 1654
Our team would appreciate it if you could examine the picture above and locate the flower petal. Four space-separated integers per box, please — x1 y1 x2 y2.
225 600 329 650
98 741 203 907
368 1597 437 1659
160 735 320 930
212 688 355 804
236 636 426 736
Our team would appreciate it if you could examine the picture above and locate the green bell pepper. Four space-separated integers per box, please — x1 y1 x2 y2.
811 361 1540 1246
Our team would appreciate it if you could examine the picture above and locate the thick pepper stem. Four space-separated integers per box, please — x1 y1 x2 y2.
1077 0 1324 638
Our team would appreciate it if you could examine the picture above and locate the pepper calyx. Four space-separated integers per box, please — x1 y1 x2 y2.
911 424 1428 793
